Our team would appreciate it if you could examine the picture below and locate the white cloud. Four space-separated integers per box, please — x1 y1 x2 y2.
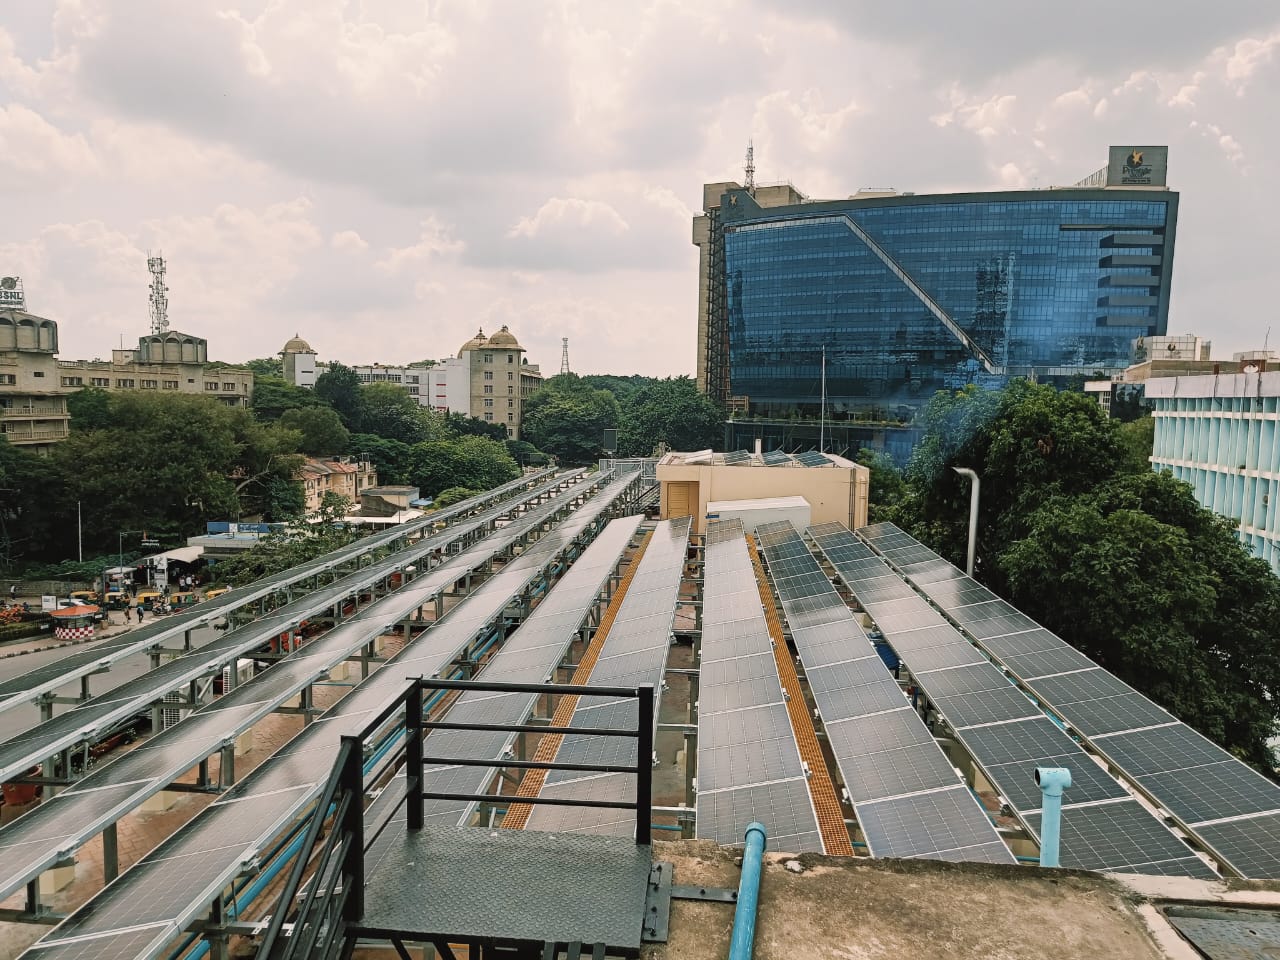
376 217 465 273
507 198 630 239
0 103 97 185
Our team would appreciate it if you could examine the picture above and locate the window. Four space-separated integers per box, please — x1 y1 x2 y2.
408 386 419 395
223 382 236 391
483 352 493 363
507 413 514 422
163 380 179 389
483 399 494 408
507 386 513 395
91 377 109 387
205 382 220 391
484 412 493 421
61 376 84 387
0 374 14 385
507 399 514 408
507 371 514 380
484 385 493 394
116 378 135 388
141 379 158 389
32 371 44 378
484 370 493 380
188 378 196 384
507 355 513 363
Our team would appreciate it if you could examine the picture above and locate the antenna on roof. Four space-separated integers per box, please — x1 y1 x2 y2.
147 253 169 335
744 140 755 194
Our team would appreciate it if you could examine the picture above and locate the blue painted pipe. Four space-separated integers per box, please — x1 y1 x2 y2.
1035 766 1072 868
728 821 767 960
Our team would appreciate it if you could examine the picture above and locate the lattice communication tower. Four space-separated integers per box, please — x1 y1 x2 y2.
147 254 169 335
560 337 570 375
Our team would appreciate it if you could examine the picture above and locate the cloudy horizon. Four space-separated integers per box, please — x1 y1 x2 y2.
3 1 1279 376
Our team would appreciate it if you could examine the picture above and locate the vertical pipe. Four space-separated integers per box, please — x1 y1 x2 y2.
952 467 980 577
1034 767 1071 868
406 684 424 830
635 683 654 846
729 822 767 960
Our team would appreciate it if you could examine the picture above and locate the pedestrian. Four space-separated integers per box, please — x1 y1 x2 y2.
7 584 15 600
136 605 144 624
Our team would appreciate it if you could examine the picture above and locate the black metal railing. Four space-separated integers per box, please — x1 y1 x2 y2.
258 676 655 959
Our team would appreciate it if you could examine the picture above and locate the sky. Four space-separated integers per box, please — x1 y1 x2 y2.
3 1 1280 377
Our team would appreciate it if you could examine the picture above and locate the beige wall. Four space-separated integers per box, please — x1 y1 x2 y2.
657 461 869 535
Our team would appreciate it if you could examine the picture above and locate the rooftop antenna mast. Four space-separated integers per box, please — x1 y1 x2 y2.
147 254 169 335
744 140 755 194
560 337 571 375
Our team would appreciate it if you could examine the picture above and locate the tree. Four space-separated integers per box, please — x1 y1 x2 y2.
900 380 1280 768
521 374 620 465
246 357 284 377
856 448 907 523
279 407 350 455
432 486 479 508
360 382 440 444
408 436 519 498
506 439 549 467
314 362 365 430
446 412 508 442
349 433 414 485
251 375 324 422
66 387 114 432
210 501 358 587
617 376 721 456
0 437 74 568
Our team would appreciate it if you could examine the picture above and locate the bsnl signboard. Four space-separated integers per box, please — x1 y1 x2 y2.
0 277 24 309
1106 146 1168 187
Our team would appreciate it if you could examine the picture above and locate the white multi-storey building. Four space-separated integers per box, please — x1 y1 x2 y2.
1148 367 1280 573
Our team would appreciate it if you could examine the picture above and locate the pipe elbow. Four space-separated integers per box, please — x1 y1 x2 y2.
1035 766 1072 796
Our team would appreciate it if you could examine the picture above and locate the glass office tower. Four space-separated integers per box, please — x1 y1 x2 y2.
696 156 1178 460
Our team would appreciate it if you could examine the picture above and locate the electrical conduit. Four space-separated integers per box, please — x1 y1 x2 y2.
728 821 767 960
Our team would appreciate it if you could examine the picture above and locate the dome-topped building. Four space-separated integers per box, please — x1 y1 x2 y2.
458 328 488 357
280 333 319 388
485 325 523 350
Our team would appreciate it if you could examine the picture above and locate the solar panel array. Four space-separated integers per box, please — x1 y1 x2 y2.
754 521 1013 864
525 516 692 837
762 450 794 466
14 474 646 960
696 519 823 852
723 450 752 465
860 521 1280 879
810 523 1217 878
0 467 561 715
793 451 832 468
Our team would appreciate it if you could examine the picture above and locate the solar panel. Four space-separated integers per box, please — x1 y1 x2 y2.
857 522 1280 879
695 519 822 852
722 449 752 465
811 524 1217 877
793 450 831 467
1023 802 1217 878
757 524 1011 865
762 449 793 466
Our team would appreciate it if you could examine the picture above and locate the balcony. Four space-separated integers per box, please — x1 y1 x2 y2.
1 422 70 442
0 404 68 419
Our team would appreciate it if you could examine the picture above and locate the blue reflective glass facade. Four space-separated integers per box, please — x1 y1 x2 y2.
717 188 1177 423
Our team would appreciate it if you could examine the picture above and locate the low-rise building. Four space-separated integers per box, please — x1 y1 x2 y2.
656 447 869 535
56 334 253 408
298 456 378 514
0 307 70 452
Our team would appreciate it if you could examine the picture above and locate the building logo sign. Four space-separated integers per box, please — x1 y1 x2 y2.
1106 145 1168 187
0 277 23 309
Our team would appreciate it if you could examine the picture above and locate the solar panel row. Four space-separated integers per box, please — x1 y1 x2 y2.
858 522 1280 880
754 521 1013 865
696 519 823 853
525 516 692 837
812 523 1216 879
15 474 647 960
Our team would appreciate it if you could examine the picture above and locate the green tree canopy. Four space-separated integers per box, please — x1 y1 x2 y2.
349 433 414 486
856 448 907 524
521 374 620 465
0 437 74 569
279 406 350 456
245 357 284 377
314 362 365 430
408 436 519 498
251 375 324 422
66 387 113 432
616 376 721 456
359 382 441 444
446 412 508 441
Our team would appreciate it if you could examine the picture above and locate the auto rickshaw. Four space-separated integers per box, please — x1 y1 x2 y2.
204 587 230 601
135 589 162 611
168 591 198 610
69 589 100 605
104 589 130 610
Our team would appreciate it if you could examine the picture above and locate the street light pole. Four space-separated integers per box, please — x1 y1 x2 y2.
952 467 980 578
